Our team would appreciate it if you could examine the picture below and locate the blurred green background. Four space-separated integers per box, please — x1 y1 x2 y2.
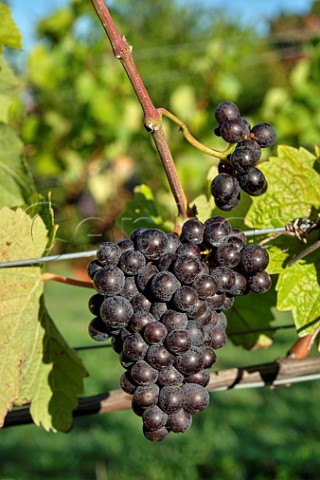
2 0 320 478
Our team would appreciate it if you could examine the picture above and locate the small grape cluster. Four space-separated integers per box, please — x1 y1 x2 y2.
86 216 271 441
212 101 277 211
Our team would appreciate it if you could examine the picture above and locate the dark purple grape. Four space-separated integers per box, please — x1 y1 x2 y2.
172 286 198 312
212 311 227 330
130 360 159 385
195 308 213 326
210 174 240 203
123 333 149 361
120 371 137 394
215 101 240 124
199 261 210 275
143 425 169 442
131 293 151 312
150 271 181 302
229 271 248 296
157 253 177 272
176 243 201 258
143 322 168 344
150 302 168 321
239 244 269 275
201 345 217 368
86 259 103 279
220 294 234 311
111 333 123 354
184 369 210 387
250 122 277 148
174 346 204 375
163 233 182 254
135 265 159 292
187 298 208 320
237 138 261 155
118 249 146 276
223 234 246 251
192 275 218 299
215 194 240 211
218 160 234 175
88 317 111 342
220 118 247 144
166 408 192 433
165 329 191 354
248 271 272 293
204 217 231 247
181 218 205 245
161 310 188 331
210 329 228 349
207 292 226 310
157 365 184 386
133 384 159 409
136 229 168 260
100 295 134 330
120 352 135 370
238 167 267 196
93 266 125 296
211 267 236 293
96 242 121 265
182 383 209 414
158 386 184 415
143 405 168 431
146 344 174 370
172 255 202 284
117 238 134 252
187 321 204 347
230 228 247 244
214 243 241 268
88 293 105 316
214 125 221 137
130 227 147 243
230 145 260 173
129 311 155 333
119 276 140 300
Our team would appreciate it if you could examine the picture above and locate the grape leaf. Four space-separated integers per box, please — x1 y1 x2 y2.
0 56 18 123
227 281 277 349
0 207 87 431
0 3 22 50
116 184 164 236
245 146 320 228
0 124 35 207
276 249 320 337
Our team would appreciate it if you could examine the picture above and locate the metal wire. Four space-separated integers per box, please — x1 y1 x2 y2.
213 373 320 392
0 226 290 268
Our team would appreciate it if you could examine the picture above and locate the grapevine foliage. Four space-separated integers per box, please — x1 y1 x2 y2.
0 2 320 435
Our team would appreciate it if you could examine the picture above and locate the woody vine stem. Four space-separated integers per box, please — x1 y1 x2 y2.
90 0 190 227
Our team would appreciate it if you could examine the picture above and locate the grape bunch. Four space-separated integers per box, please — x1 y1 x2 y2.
86 217 271 441
211 101 277 211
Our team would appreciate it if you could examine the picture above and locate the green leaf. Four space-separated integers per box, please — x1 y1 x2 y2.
0 124 35 207
245 146 320 228
0 56 18 123
0 207 87 431
227 282 277 349
190 194 215 223
116 184 164 236
276 249 320 337
0 3 22 50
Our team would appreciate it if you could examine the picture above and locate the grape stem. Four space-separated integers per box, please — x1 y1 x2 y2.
90 0 190 226
158 108 234 160
41 272 94 289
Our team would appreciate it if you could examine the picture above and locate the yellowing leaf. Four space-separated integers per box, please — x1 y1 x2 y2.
0 207 87 431
245 146 320 228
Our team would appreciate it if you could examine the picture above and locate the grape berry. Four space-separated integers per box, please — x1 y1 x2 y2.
87 217 270 441
211 101 276 211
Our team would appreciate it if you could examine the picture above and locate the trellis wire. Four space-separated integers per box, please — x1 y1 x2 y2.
0 226 290 268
